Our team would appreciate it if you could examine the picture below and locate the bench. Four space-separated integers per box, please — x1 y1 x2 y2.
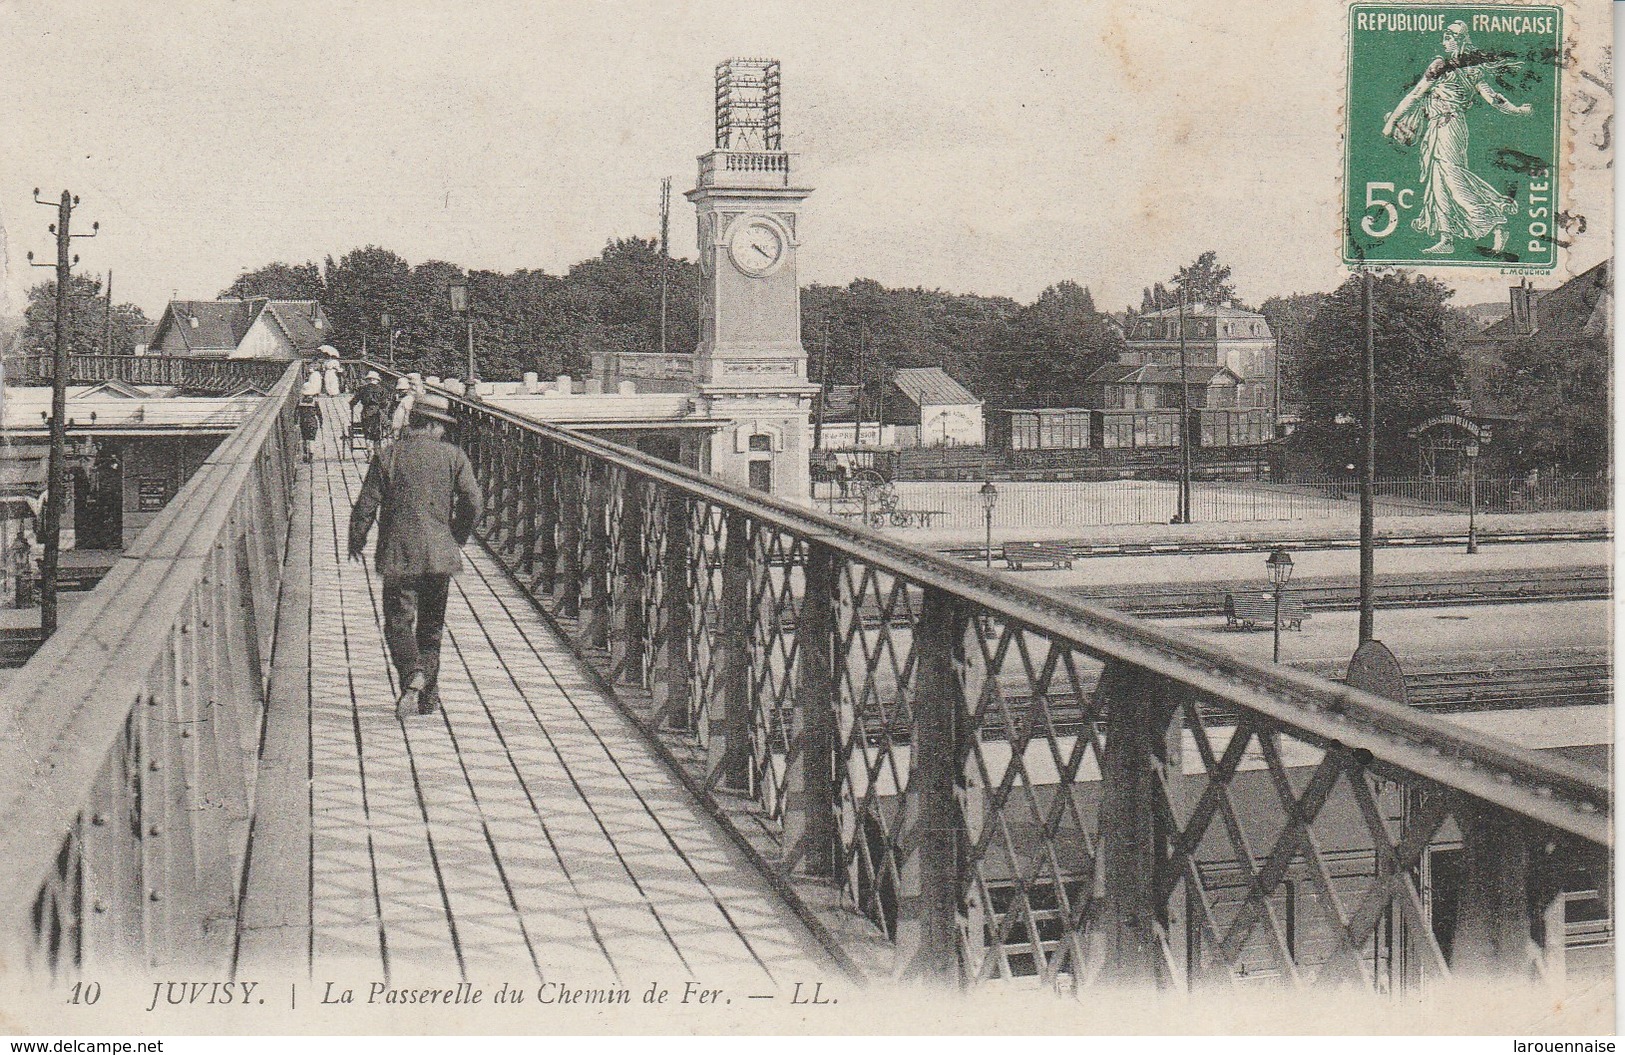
1003 541 1075 570
1225 592 1309 631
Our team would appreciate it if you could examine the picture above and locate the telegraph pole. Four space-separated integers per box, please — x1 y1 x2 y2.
103 270 113 355
855 317 868 444
658 177 672 356
813 311 830 451
1359 271 1376 645
1176 290 1193 523
28 190 96 637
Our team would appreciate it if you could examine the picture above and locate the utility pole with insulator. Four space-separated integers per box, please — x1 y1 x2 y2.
27 189 97 637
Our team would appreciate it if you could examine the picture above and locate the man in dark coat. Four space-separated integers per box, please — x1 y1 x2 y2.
350 370 391 453
348 391 482 717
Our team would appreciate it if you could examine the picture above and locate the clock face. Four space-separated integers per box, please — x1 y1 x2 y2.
728 219 786 276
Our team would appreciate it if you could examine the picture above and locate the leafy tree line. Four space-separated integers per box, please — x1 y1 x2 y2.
22 235 1589 476
222 242 1138 405
222 239 700 381
18 274 151 357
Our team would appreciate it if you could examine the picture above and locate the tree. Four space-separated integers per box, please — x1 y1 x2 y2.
220 261 325 301
1496 334 1610 474
988 280 1122 401
1294 271 1464 471
1259 292 1327 408
21 274 150 356
1170 251 1239 308
322 246 415 357
1139 282 1172 314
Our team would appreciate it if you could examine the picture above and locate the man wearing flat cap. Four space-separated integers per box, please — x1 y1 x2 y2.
348 390 482 717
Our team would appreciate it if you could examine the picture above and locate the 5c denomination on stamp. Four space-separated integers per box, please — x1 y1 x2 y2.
1345 4 1563 268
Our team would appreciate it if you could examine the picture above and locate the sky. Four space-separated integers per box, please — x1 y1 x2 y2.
0 0 1612 321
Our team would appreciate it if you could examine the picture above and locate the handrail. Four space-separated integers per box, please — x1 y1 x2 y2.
0 362 301 971
372 362 1609 844
4 353 292 392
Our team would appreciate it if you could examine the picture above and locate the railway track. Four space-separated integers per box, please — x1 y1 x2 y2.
1060 565 1609 618
939 527 1610 562
834 654 1611 743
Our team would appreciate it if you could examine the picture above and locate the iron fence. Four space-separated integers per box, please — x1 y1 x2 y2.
4 354 292 393
422 363 1609 992
1272 473 1612 516
809 475 1611 532
0 363 301 973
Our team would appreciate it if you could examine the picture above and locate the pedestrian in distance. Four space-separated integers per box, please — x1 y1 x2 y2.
389 376 414 441
350 370 390 457
347 391 482 718
320 345 343 396
297 394 321 463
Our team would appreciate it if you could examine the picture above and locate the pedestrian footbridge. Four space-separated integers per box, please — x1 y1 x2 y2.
1 360 1610 998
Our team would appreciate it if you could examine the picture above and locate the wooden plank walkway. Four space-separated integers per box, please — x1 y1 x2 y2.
237 398 841 987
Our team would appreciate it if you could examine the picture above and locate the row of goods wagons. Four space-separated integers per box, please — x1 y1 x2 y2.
994 408 1275 451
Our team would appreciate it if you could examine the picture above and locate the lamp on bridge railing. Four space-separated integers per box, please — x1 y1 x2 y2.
448 277 476 385
979 480 999 569
1266 546 1294 663
380 313 400 369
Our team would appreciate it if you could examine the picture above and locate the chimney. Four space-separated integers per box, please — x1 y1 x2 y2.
1509 280 1539 335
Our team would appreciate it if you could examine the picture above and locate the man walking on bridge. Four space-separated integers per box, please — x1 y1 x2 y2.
348 391 482 717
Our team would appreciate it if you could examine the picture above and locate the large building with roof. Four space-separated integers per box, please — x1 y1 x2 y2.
1122 302 1279 418
147 298 332 359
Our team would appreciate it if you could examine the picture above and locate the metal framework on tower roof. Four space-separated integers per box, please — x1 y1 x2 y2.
715 58 782 151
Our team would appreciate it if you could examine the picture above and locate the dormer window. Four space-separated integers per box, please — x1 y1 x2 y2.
188 316 198 328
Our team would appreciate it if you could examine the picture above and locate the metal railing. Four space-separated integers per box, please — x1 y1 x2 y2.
1274 473 1612 516
0 363 301 973
4 354 292 392
405 363 1609 992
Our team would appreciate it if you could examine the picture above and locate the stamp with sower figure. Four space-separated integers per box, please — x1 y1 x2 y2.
1344 4 1562 268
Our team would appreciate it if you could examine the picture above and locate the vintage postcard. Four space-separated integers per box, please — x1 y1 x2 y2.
0 0 1613 1040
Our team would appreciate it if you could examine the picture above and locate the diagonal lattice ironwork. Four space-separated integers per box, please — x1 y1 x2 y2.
747 523 808 818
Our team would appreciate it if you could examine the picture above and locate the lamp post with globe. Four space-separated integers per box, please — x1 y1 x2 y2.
1267 547 1295 663
980 481 999 569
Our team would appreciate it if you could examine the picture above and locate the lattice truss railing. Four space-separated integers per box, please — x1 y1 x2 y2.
422 367 1611 994
0 364 302 974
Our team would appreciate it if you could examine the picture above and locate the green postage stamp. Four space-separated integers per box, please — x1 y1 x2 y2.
1344 4 1563 268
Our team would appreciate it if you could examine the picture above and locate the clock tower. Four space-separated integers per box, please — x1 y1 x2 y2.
687 58 818 499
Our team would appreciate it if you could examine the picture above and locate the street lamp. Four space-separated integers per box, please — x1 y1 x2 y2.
1464 443 1479 554
380 313 402 368
1266 547 1294 663
979 481 999 569
448 277 475 384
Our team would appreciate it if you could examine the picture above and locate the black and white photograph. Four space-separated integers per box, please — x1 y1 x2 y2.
0 0 1614 1039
